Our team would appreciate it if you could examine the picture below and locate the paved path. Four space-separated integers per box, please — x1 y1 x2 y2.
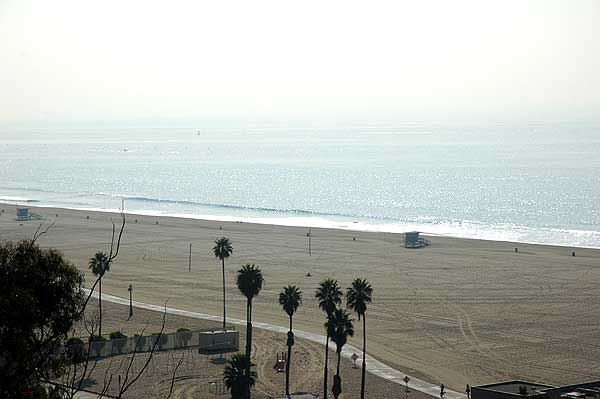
87 289 466 399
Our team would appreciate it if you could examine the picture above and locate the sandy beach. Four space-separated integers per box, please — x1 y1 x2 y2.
2 204 600 392
72 299 434 399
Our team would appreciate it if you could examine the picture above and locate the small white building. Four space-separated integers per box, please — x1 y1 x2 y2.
198 330 239 354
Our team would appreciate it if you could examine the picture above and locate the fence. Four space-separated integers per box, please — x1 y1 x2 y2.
84 329 202 358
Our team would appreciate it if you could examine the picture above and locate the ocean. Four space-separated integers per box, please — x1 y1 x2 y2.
1 122 599 248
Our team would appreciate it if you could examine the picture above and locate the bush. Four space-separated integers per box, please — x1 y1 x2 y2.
176 328 193 347
90 335 107 342
109 331 127 340
151 332 168 348
67 337 84 346
110 331 128 353
65 337 86 363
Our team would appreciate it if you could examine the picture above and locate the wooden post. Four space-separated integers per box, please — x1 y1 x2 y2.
128 284 133 318
307 229 312 256
188 243 192 272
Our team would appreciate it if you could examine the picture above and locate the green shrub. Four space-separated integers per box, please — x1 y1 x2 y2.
66 337 84 346
65 337 86 363
109 331 127 340
176 328 193 347
110 331 128 353
90 335 107 342
151 332 168 347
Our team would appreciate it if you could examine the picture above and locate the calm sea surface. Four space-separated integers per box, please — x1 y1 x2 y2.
1 122 599 247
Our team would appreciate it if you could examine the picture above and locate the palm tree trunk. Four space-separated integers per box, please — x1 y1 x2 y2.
246 299 252 399
323 332 329 399
222 258 226 330
334 351 342 399
285 316 293 396
245 300 252 358
98 276 102 337
361 314 367 399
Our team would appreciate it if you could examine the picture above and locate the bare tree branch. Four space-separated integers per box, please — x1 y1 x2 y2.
72 312 99 397
23 206 126 398
120 323 147 389
31 220 56 244
108 207 126 263
97 367 113 399
118 303 168 398
165 352 185 399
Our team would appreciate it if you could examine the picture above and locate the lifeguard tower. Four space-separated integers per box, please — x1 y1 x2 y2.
404 231 430 248
16 208 31 221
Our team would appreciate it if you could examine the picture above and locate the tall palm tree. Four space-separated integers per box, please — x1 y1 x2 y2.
236 264 263 399
223 353 257 399
347 278 373 399
315 279 342 399
213 237 233 330
88 251 110 337
327 308 354 399
278 285 302 396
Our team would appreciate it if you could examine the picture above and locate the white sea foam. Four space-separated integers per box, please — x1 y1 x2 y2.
6 200 598 249
0 196 37 203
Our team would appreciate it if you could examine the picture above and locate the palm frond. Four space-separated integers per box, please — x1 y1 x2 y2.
279 285 302 317
236 264 264 300
213 237 233 260
88 251 109 277
347 278 373 320
315 279 342 317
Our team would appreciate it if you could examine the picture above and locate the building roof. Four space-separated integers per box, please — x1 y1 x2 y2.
475 381 555 396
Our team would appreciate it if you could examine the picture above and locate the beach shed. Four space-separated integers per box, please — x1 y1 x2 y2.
198 330 239 354
404 231 430 248
16 207 31 221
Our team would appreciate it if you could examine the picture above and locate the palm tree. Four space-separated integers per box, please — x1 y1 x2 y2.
213 237 233 330
315 279 342 399
88 251 110 337
278 285 302 396
327 308 354 399
223 353 257 399
236 264 264 399
347 278 373 399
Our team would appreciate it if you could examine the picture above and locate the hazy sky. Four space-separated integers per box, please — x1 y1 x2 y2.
1 0 599 127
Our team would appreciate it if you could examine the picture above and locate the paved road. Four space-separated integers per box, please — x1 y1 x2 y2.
86 289 467 399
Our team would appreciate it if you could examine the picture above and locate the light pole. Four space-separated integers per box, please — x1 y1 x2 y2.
128 284 133 318
404 376 410 399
